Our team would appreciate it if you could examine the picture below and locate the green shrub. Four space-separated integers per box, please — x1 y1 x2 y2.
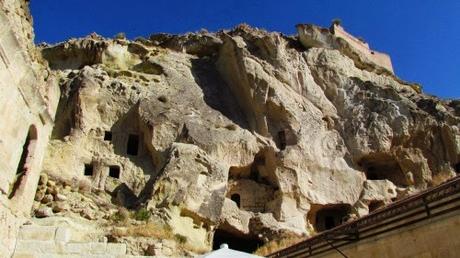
332 18 342 26
133 207 151 221
111 207 130 223
174 234 187 244
114 32 126 40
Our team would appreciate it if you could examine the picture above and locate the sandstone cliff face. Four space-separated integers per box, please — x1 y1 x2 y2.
37 24 460 254
0 1 60 256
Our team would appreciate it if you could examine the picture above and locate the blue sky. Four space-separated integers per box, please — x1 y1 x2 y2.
31 1 460 99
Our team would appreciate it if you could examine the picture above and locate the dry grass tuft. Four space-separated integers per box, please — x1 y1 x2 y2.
112 222 174 239
111 221 210 255
254 236 306 256
181 242 210 255
432 172 454 186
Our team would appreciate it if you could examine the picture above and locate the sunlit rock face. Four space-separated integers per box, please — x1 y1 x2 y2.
37 22 460 254
0 1 60 256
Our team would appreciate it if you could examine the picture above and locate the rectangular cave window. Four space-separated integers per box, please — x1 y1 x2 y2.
104 131 112 141
278 130 287 150
109 165 120 179
127 134 139 156
231 193 241 208
84 164 93 176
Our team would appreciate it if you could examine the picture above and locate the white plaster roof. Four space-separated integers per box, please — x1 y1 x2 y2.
199 244 263 258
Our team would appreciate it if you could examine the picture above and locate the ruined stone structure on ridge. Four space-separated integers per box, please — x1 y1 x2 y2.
296 22 398 77
330 23 394 73
1 1 460 257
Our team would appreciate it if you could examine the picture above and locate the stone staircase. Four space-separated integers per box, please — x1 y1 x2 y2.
11 224 151 258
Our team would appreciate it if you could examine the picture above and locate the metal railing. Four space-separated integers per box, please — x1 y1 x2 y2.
268 176 460 258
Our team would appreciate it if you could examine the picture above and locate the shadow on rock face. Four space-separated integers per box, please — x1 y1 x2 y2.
112 183 139 209
190 57 250 131
110 105 156 175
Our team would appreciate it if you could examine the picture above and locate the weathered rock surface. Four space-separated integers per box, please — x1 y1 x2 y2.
1 0 459 256
36 22 460 255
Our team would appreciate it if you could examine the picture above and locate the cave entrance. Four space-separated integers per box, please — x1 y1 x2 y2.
278 130 287 150
127 134 139 156
212 229 263 253
313 204 351 232
369 201 385 213
104 131 112 141
274 128 297 151
109 165 120 179
359 153 409 187
454 163 460 174
231 193 241 208
84 164 94 176
249 154 265 181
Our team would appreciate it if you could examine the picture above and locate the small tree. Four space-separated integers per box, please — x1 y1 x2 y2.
133 207 151 221
332 18 342 26
114 32 126 40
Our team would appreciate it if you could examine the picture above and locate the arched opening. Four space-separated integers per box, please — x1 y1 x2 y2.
227 148 278 212
230 193 241 208
9 125 38 198
212 229 263 253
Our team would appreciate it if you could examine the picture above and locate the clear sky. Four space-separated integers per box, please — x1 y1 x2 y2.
30 1 460 99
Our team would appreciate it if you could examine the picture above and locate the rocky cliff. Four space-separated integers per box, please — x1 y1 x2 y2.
32 23 460 256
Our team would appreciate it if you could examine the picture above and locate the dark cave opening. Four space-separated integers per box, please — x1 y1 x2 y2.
84 163 93 176
312 204 351 232
454 163 460 174
104 131 112 141
230 193 241 208
278 130 286 150
369 200 385 213
127 134 139 156
249 154 266 181
359 153 409 187
109 165 120 179
212 229 263 253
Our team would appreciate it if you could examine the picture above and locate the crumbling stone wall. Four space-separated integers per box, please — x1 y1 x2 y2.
330 24 394 73
226 179 275 212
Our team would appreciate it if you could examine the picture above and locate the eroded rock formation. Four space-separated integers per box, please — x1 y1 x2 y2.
0 1 457 253
29 22 460 255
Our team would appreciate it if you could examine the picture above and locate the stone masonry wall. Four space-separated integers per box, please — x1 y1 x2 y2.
331 24 394 73
315 210 460 258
